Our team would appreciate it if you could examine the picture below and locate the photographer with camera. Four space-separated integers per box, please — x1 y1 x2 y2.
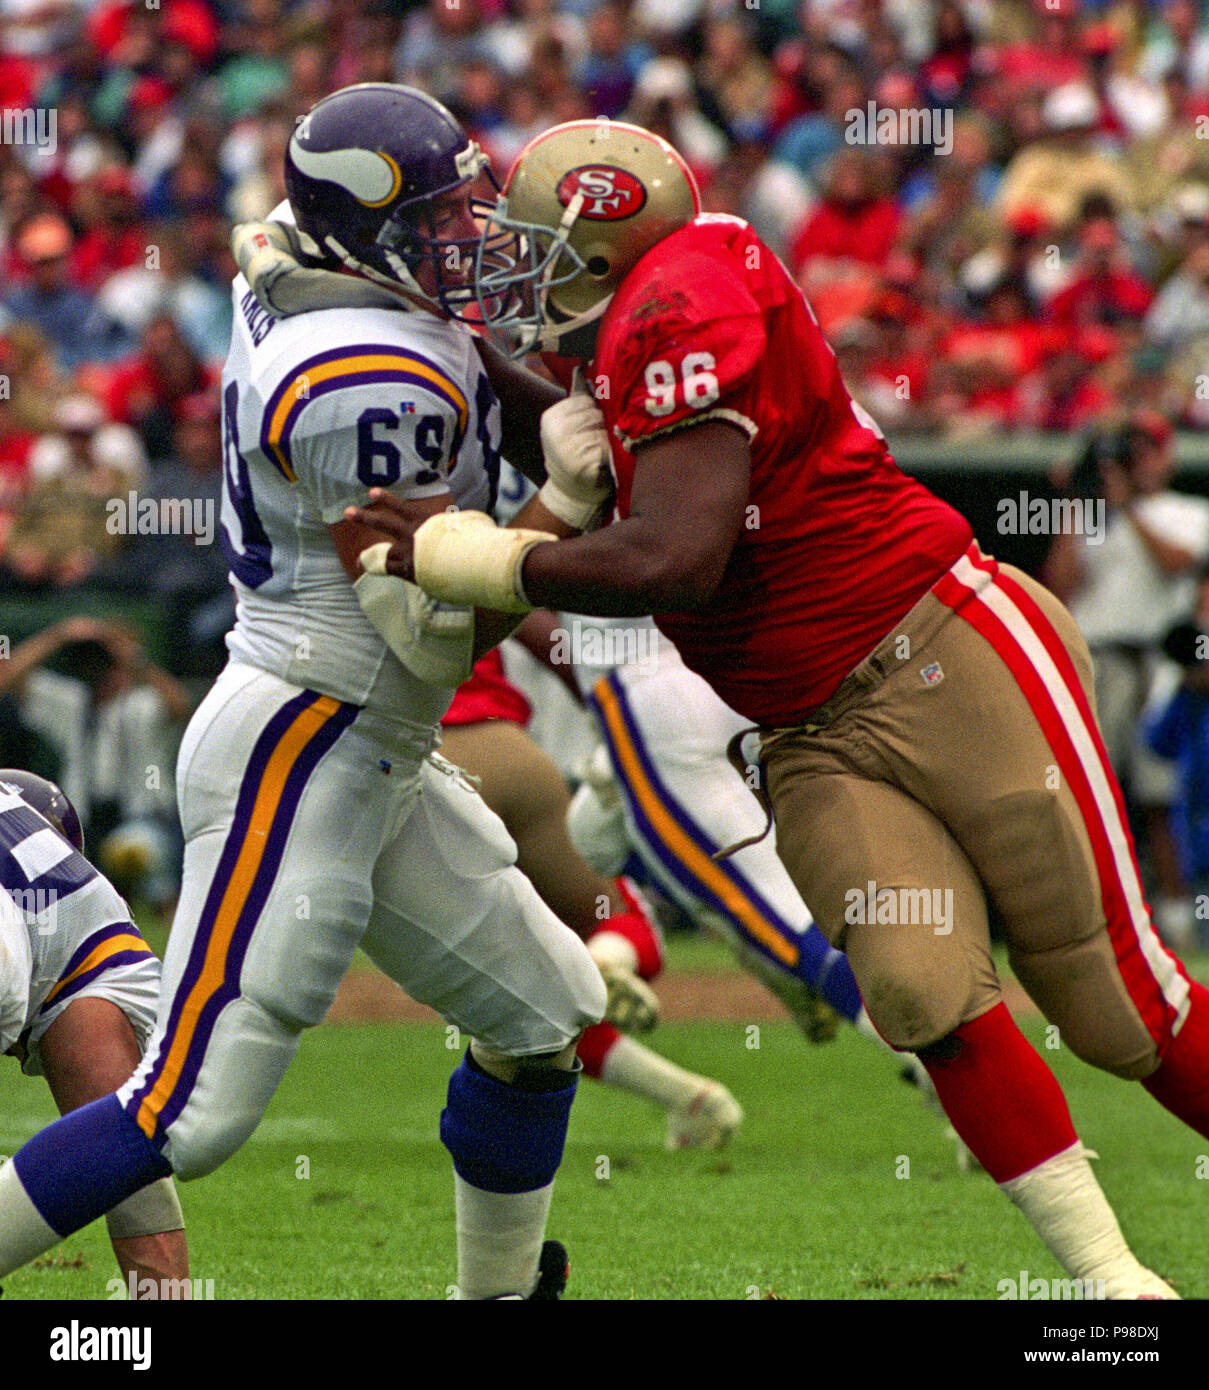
1044 410 1209 950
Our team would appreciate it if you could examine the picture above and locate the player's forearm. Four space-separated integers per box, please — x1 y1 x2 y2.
473 338 562 485
470 497 582 658
0 626 68 695
135 662 193 723
519 519 720 616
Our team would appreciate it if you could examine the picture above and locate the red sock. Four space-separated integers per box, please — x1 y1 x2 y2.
1142 979 1209 1138
587 878 664 980
919 1002 1078 1183
577 1022 622 1079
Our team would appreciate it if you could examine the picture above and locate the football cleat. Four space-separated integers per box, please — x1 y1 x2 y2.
598 964 660 1034
666 1083 744 1151
485 1241 570 1300
699 908 840 1044
529 1240 570 1300
1105 1269 1178 1300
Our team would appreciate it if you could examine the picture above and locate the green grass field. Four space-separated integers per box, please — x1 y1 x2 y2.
2 933 1205 1302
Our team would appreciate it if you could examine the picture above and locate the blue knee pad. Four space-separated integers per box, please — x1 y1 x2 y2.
440 1054 578 1194
14 1094 172 1237
798 927 863 1021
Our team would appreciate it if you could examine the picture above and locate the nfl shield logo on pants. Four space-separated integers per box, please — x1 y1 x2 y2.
920 661 944 687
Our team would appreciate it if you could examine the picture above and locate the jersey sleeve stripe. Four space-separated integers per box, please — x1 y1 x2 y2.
125 687 359 1145
42 930 154 1009
260 346 470 483
41 946 156 1013
51 921 148 986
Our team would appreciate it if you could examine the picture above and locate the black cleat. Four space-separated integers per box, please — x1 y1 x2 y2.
528 1240 569 1300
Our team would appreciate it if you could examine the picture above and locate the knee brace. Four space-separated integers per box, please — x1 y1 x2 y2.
13 1095 171 1238
440 1048 579 1194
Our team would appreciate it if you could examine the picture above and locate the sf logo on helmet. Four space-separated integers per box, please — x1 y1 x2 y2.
557 166 647 221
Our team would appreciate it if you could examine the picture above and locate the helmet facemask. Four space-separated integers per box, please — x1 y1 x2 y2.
374 151 517 319
473 189 613 359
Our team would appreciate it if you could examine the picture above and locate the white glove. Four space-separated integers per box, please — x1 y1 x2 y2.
231 220 407 317
354 557 475 686
412 511 557 613
538 378 614 531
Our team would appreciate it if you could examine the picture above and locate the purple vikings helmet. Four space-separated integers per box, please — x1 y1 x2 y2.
284 83 502 316
0 770 85 854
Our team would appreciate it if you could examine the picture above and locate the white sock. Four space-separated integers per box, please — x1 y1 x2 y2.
452 1175 553 1300
600 1035 708 1109
1000 1141 1174 1298
0 1160 60 1275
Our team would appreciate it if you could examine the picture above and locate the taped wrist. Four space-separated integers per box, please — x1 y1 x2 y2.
105 1175 185 1240
537 478 607 532
413 511 555 613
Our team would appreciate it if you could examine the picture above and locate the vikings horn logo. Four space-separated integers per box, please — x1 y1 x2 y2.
288 141 404 208
557 165 648 221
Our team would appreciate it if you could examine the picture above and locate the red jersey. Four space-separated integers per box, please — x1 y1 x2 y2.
441 647 532 728
593 214 972 725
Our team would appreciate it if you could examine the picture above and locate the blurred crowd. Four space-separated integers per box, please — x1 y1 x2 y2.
6 0 1209 472
7 0 1209 929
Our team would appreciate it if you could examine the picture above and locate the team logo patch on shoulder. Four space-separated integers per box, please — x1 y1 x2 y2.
557 165 647 221
920 661 945 687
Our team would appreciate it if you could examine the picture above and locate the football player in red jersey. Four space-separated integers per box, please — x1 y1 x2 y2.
350 120 1209 1298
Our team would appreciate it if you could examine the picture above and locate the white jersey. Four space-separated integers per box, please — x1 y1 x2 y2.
0 783 159 1072
221 274 502 730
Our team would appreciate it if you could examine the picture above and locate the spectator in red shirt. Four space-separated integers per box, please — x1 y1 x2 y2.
789 148 902 279
100 313 220 461
1047 209 1155 327
71 169 148 292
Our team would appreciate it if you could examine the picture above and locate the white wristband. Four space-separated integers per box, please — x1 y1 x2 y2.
537 478 606 532
413 511 556 613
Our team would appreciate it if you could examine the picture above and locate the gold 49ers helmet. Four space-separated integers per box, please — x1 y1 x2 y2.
474 120 701 358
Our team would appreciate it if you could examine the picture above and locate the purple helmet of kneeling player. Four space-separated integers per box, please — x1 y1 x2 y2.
0 769 85 854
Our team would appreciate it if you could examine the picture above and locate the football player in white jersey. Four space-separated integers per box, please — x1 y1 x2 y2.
0 85 607 1301
0 770 189 1296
